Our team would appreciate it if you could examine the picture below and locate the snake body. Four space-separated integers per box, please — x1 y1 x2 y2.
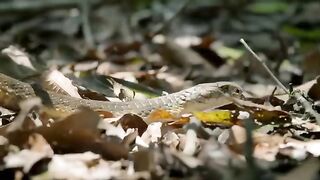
0 73 241 117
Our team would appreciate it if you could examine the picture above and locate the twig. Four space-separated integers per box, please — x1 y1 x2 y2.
80 0 95 48
240 38 320 125
240 38 289 94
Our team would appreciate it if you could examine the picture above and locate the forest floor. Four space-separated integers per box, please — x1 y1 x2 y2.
0 0 319 179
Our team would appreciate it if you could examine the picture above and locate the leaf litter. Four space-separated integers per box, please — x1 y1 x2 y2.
0 0 320 179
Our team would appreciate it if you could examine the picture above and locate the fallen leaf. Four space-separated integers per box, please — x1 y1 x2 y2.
146 109 190 127
140 122 162 146
48 152 118 179
162 132 179 149
1 45 36 71
147 109 175 122
6 108 128 160
118 114 148 136
182 129 198 156
4 149 48 173
232 98 291 125
42 69 81 98
193 110 236 126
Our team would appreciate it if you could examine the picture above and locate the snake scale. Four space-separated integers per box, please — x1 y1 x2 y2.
0 73 242 117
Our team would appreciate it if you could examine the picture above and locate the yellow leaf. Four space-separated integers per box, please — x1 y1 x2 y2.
146 109 190 126
193 110 234 126
148 109 175 121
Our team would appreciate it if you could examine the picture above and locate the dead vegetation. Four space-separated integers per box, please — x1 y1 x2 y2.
0 0 320 179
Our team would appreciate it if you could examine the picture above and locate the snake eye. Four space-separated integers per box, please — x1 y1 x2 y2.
234 88 241 94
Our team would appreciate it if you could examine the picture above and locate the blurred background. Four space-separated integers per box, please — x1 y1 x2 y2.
0 0 319 94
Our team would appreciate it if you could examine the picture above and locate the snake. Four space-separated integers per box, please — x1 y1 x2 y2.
0 73 242 117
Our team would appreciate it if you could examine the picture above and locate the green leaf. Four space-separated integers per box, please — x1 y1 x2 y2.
283 26 320 40
247 1 289 14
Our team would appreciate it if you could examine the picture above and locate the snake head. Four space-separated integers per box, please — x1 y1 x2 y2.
216 82 243 98
194 82 243 99
179 82 243 113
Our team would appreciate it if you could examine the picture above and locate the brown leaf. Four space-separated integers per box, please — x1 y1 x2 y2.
6 108 128 160
247 96 285 107
308 76 320 101
78 89 109 101
232 98 291 124
118 114 148 136
122 129 139 147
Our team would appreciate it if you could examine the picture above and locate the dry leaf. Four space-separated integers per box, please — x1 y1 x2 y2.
6 108 128 160
146 109 190 127
232 98 291 124
1 45 36 71
48 152 118 179
118 114 148 136
42 69 81 98
193 110 235 126
147 109 175 122
140 122 162 146
182 129 198 155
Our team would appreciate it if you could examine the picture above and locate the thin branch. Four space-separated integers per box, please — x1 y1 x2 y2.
240 38 289 94
80 0 95 48
240 38 320 125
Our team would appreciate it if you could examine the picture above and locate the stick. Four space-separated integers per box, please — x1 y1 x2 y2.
240 38 289 94
80 0 95 48
240 38 320 124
